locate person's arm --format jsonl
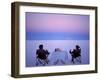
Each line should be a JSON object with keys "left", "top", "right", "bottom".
{"left": 69, "top": 49, "right": 72, "bottom": 54}
{"left": 45, "top": 50, "right": 50, "bottom": 56}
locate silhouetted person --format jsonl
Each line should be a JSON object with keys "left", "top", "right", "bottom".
{"left": 36, "top": 44, "right": 49, "bottom": 66}
{"left": 69, "top": 45, "right": 81, "bottom": 63}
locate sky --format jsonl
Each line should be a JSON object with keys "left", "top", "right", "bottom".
{"left": 26, "top": 12, "right": 90, "bottom": 40}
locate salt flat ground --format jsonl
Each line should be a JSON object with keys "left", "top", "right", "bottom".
{"left": 26, "top": 40, "right": 89, "bottom": 67}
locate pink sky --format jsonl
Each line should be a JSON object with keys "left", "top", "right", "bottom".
{"left": 26, "top": 13, "right": 89, "bottom": 34}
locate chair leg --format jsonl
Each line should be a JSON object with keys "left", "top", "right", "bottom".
{"left": 71, "top": 57, "right": 74, "bottom": 64}
{"left": 75, "top": 56, "right": 81, "bottom": 63}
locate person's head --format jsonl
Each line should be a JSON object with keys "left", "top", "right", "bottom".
{"left": 39, "top": 44, "right": 43, "bottom": 49}
{"left": 76, "top": 45, "right": 80, "bottom": 49}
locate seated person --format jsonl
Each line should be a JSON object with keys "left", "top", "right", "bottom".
{"left": 69, "top": 45, "right": 81, "bottom": 63}
{"left": 36, "top": 44, "right": 49, "bottom": 66}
